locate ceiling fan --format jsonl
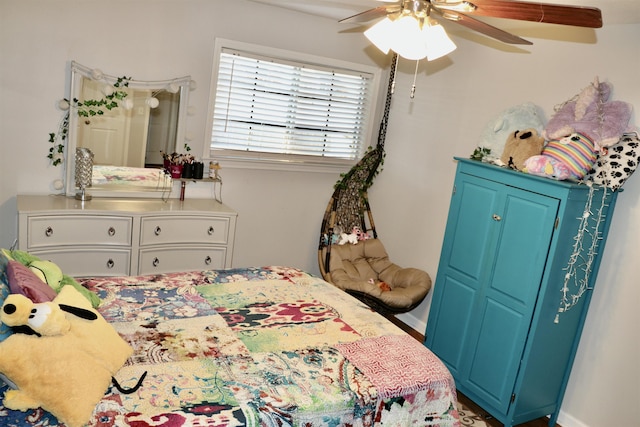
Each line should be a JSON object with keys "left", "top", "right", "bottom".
{"left": 340, "top": 0, "right": 603, "bottom": 47}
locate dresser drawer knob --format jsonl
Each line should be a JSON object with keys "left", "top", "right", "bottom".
{"left": 154, "top": 226, "right": 162, "bottom": 236}
{"left": 106, "top": 258, "right": 115, "bottom": 269}
{"left": 45, "top": 226, "right": 54, "bottom": 237}
{"left": 208, "top": 226, "right": 215, "bottom": 235}
{"left": 492, "top": 214, "right": 502, "bottom": 221}
{"left": 108, "top": 227, "right": 116, "bottom": 236}
{"left": 152, "top": 257, "right": 160, "bottom": 267}
{"left": 205, "top": 256, "right": 212, "bottom": 265}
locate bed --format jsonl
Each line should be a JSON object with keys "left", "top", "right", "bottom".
{"left": 0, "top": 266, "right": 460, "bottom": 426}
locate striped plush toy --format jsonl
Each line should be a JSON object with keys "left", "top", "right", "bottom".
{"left": 524, "top": 133, "right": 597, "bottom": 180}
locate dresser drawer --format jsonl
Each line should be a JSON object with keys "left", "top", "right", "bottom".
{"left": 26, "top": 215, "right": 132, "bottom": 248}
{"left": 140, "top": 216, "right": 230, "bottom": 246}
{"left": 138, "top": 246, "right": 226, "bottom": 275}
{"left": 30, "top": 248, "right": 131, "bottom": 277}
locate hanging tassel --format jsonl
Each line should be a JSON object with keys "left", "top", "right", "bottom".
{"left": 410, "top": 60, "right": 419, "bottom": 99}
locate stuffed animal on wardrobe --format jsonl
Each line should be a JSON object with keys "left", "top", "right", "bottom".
{"left": 500, "top": 128, "right": 545, "bottom": 171}
{"left": 543, "top": 77, "right": 633, "bottom": 148}
{"left": 526, "top": 77, "right": 633, "bottom": 180}
{"left": 474, "top": 102, "right": 545, "bottom": 163}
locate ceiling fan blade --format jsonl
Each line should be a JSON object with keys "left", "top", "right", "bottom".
{"left": 339, "top": 5, "right": 400, "bottom": 24}
{"left": 434, "top": 8, "right": 533, "bottom": 44}
{"left": 466, "top": 0, "right": 602, "bottom": 28}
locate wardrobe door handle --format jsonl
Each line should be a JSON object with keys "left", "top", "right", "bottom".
{"left": 154, "top": 226, "right": 162, "bottom": 236}
{"left": 152, "top": 257, "right": 160, "bottom": 267}
{"left": 108, "top": 226, "right": 116, "bottom": 236}
{"left": 204, "top": 256, "right": 212, "bottom": 265}
{"left": 106, "top": 258, "right": 115, "bottom": 269}
{"left": 492, "top": 214, "right": 502, "bottom": 221}
{"left": 45, "top": 226, "right": 54, "bottom": 237}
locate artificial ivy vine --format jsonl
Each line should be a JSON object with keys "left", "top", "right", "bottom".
{"left": 48, "top": 76, "right": 131, "bottom": 166}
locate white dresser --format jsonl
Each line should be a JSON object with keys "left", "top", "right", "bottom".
{"left": 17, "top": 195, "right": 238, "bottom": 277}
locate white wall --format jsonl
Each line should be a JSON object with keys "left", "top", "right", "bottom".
{"left": 372, "top": 22, "right": 640, "bottom": 427}
{"left": 1, "top": 1, "right": 638, "bottom": 426}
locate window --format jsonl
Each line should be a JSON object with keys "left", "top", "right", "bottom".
{"left": 205, "top": 39, "right": 382, "bottom": 170}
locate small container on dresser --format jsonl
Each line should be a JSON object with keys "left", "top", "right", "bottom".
{"left": 17, "top": 195, "right": 238, "bottom": 277}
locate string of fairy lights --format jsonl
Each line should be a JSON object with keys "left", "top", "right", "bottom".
{"left": 555, "top": 183, "right": 608, "bottom": 323}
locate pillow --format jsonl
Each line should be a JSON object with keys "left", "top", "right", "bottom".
{"left": 541, "top": 133, "right": 597, "bottom": 180}
{"left": 4, "top": 249, "right": 101, "bottom": 308}
{"left": 0, "top": 250, "right": 14, "bottom": 388}
{"left": 0, "top": 250, "right": 13, "bottom": 342}
{"left": 0, "top": 280, "right": 10, "bottom": 342}
{"left": 586, "top": 132, "right": 640, "bottom": 191}
{"left": 0, "top": 268, "right": 16, "bottom": 386}
{"left": 0, "top": 248, "right": 11, "bottom": 271}
{"left": 0, "top": 286, "right": 132, "bottom": 427}
{"left": 6, "top": 260, "right": 57, "bottom": 303}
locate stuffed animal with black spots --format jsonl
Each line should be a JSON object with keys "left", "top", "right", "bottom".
{"left": 587, "top": 132, "right": 640, "bottom": 191}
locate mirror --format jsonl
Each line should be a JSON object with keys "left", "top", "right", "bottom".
{"left": 64, "top": 61, "right": 192, "bottom": 198}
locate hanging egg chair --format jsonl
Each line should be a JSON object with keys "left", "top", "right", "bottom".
{"left": 317, "top": 55, "right": 431, "bottom": 315}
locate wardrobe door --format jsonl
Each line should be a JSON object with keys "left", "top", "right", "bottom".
{"left": 462, "top": 186, "right": 559, "bottom": 413}
{"left": 425, "top": 173, "right": 503, "bottom": 378}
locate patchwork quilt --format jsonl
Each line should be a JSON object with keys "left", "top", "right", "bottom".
{"left": 0, "top": 266, "right": 459, "bottom": 426}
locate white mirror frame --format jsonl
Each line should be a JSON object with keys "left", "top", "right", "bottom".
{"left": 64, "top": 61, "right": 192, "bottom": 198}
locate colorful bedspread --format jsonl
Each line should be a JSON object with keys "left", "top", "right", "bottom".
{"left": 0, "top": 267, "right": 459, "bottom": 426}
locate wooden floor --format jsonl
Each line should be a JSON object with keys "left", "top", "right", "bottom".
{"left": 384, "top": 315, "right": 561, "bottom": 427}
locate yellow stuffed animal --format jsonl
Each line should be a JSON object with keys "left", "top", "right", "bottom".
{"left": 0, "top": 286, "right": 133, "bottom": 427}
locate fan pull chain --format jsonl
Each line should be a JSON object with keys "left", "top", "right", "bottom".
{"left": 410, "top": 60, "right": 419, "bottom": 99}
{"left": 391, "top": 53, "right": 399, "bottom": 95}
{"left": 377, "top": 53, "right": 398, "bottom": 150}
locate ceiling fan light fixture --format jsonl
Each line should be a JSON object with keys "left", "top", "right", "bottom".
{"left": 392, "top": 14, "right": 429, "bottom": 60}
{"left": 364, "top": 16, "right": 395, "bottom": 54}
{"left": 366, "top": 13, "right": 457, "bottom": 61}
{"left": 423, "top": 21, "right": 457, "bottom": 61}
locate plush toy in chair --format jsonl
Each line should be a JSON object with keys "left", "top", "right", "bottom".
{"left": 0, "top": 286, "right": 133, "bottom": 427}
{"left": 327, "top": 239, "right": 432, "bottom": 313}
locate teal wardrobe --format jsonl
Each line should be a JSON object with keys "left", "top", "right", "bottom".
{"left": 424, "top": 158, "right": 618, "bottom": 427}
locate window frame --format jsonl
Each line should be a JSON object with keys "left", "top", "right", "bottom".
{"left": 203, "top": 38, "right": 383, "bottom": 173}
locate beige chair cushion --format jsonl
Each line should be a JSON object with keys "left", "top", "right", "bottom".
{"left": 327, "top": 239, "right": 431, "bottom": 310}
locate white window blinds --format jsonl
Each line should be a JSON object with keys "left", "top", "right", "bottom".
{"left": 210, "top": 48, "right": 375, "bottom": 162}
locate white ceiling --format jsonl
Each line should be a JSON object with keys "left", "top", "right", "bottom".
{"left": 249, "top": 0, "right": 640, "bottom": 25}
